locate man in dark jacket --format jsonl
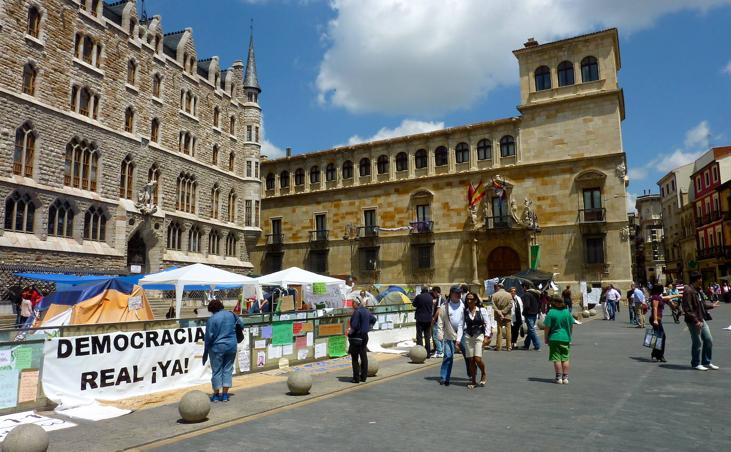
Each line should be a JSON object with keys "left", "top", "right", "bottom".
{"left": 681, "top": 272, "right": 719, "bottom": 371}
{"left": 521, "top": 282, "right": 541, "bottom": 350}
{"left": 348, "top": 299, "right": 376, "bottom": 383}
{"left": 413, "top": 286, "right": 434, "bottom": 357}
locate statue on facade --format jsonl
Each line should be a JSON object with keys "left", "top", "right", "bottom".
{"left": 616, "top": 162, "right": 627, "bottom": 179}
{"left": 620, "top": 225, "right": 630, "bottom": 241}
{"left": 135, "top": 180, "right": 158, "bottom": 215}
{"left": 468, "top": 205, "right": 478, "bottom": 229}
{"left": 520, "top": 197, "right": 539, "bottom": 229}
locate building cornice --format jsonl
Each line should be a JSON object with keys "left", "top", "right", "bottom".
{"left": 517, "top": 88, "right": 625, "bottom": 120}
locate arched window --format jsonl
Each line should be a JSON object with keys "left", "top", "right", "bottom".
{"left": 477, "top": 139, "right": 491, "bottom": 161}
{"left": 395, "top": 152, "right": 408, "bottom": 172}
{"left": 176, "top": 173, "right": 197, "bottom": 213}
{"left": 150, "top": 118, "right": 160, "bottom": 143}
{"left": 229, "top": 116, "right": 236, "bottom": 135}
{"left": 4, "top": 191, "right": 35, "bottom": 233}
{"left": 147, "top": 164, "right": 160, "bottom": 205}
{"left": 13, "top": 122, "right": 35, "bottom": 177}
{"left": 119, "top": 155, "right": 134, "bottom": 199}
{"left": 377, "top": 155, "right": 389, "bottom": 174}
{"left": 83, "top": 206, "right": 106, "bottom": 241}
{"left": 188, "top": 225, "right": 201, "bottom": 253}
{"left": 294, "top": 168, "right": 305, "bottom": 186}
{"left": 359, "top": 158, "right": 371, "bottom": 177}
{"left": 90, "top": 0, "right": 101, "bottom": 17}
{"left": 415, "top": 149, "right": 427, "bottom": 169}
{"left": 208, "top": 229, "right": 221, "bottom": 255}
{"left": 82, "top": 35, "right": 94, "bottom": 64}
{"left": 455, "top": 142, "right": 469, "bottom": 164}
{"left": 266, "top": 173, "right": 275, "bottom": 190}
{"left": 534, "top": 65, "right": 551, "bottom": 91}
{"left": 228, "top": 190, "right": 237, "bottom": 222}
{"left": 167, "top": 222, "right": 182, "bottom": 250}
{"left": 434, "top": 146, "right": 448, "bottom": 166}
{"left": 64, "top": 138, "right": 99, "bottom": 191}
{"left": 152, "top": 73, "right": 162, "bottom": 97}
{"left": 500, "top": 135, "right": 516, "bottom": 157}
{"left": 22, "top": 63, "right": 37, "bottom": 96}
{"left": 178, "top": 131, "right": 194, "bottom": 155}
{"left": 581, "top": 56, "right": 599, "bottom": 82}
{"left": 212, "top": 145, "right": 219, "bottom": 165}
{"left": 342, "top": 160, "right": 353, "bottom": 179}
{"left": 124, "top": 107, "right": 134, "bottom": 133}
{"left": 127, "top": 59, "right": 137, "bottom": 85}
{"left": 213, "top": 107, "right": 220, "bottom": 128}
{"left": 326, "top": 163, "right": 336, "bottom": 181}
{"left": 557, "top": 61, "right": 574, "bottom": 86}
{"left": 74, "top": 86, "right": 93, "bottom": 117}
{"left": 280, "top": 171, "right": 290, "bottom": 188}
{"left": 210, "top": 184, "right": 220, "bottom": 219}
{"left": 228, "top": 152, "right": 235, "bottom": 171}
{"left": 225, "top": 234, "right": 237, "bottom": 257}
{"left": 27, "top": 6, "right": 41, "bottom": 38}
{"left": 310, "top": 166, "right": 320, "bottom": 184}
{"left": 48, "top": 199, "right": 73, "bottom": 237}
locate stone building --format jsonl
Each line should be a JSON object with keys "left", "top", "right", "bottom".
{"left": 0, "top": 0, "right": 262, "bottom": 276}
{"left": 634, "top": 193, "right": 665, "bottom": 285}
{"left": 657, "top": 163, "right": 693, "bottom": 283}
{"left": 252, "top": 29, "right": 632, "bottom": 290}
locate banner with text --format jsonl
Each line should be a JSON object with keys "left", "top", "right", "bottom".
{"left": 42, "top": 327, "right": 209, "bottom": 408}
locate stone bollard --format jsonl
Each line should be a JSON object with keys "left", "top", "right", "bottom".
{"left": 3, "top": 423, "right": 49, "bottom": 452}
{"left": 589, "top": 308, "right": 597, "bottom": 317}
{"left": 572, "top": 312, "right": 581, "bottom": 320}
{"left": 581, "top": 310, "right": 591, "bottom": 318}
{"left": 409, "top": 345, "right": 427, "bottom": 363}
{"left": 178, "top": 390, "right": 211, "bottom": 423}
{"left": 287, "top": 371, "right": 312, "bottom": 395}
{"left": 367, "top": 356, "right": 379, "bottom": 377}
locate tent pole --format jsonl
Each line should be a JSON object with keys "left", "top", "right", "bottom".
{"left": 175, "top": 281, "right": 184, "bottom": 319}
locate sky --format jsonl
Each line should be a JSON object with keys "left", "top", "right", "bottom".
{"left": 140, "top": 0, "right": 731, "bottom": 211}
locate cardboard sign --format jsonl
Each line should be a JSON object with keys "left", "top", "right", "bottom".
{"left": 318, "top": 323, "right": 343, "bottom": 336}
{"left": 279, "top": 295, "right": 295, "bottom": 312}
{"left": 272, "top": 322, "right": 294, "bottom": 345}
{"left": 17, "top": 370, "right": 39, "bottom": 403}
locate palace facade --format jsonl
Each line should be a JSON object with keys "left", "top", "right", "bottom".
{"left": 253, "top": 29, "right": 632, "bottom": 290}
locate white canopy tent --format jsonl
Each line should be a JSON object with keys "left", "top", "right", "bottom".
{"left": 253, "top": 267, "right": 345, "bottom": 287}
{"left": 138, "top": 263, "right": 256, "bottom": 318}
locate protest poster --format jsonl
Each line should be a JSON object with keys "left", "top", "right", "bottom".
{"left": 314, "top": 342, "right": 327, "bottom": 359}
{"left": 272, "top": 322, "right": 294, "bottom": 345}
{"left": 18, "top": 370, "right": 40, "bottom": 403}
{"left": 42, "top": 326, "right": 209, "bottom": 406}
{"left": 0, "top": 370, "right": 19, "bottom": 410}
{"left": 256, "top": 351, "right": 266, "bottom": 368}
{"left": 327, "top": 336, "right": 347, "bottom": 358}
{"left": 0, "top": 411, "right": 76, "bottom": 442}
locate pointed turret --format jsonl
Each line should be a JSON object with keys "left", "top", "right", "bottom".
{"left": 244, "top": 26, "right": 260, "bottom": 93}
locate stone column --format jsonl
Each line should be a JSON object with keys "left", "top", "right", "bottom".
{"left": 471, "top": 233, "right": 480, "bottom": 284}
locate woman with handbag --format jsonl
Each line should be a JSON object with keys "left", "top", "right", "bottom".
{"left": 464, "top": 292, "right": 488, "bottom": 389}
{"left": 649, "top": 285, "right": 679, "bottom": 362}
{"left": 203, "top": 299, "right": 245, "bottom": 402}
{"left": 348, "top": 298, "right": 376, "bottom": 383}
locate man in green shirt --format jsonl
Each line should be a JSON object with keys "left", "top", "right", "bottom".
{"left": 543, "top": 295, "right": 573, "bottom": 384}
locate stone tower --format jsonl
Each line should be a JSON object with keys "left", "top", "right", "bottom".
{"left": 241, "top": 28, "right": 263, "bottom": 251}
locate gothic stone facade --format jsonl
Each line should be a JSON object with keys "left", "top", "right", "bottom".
{"left": 252, "top": 29, "right": 633, "bottom": 291}
{"left": 0, "top": 0, "right": 262, "bottom": 275}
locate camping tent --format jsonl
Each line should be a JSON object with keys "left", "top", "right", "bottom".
{"left": 138, "top": 263, "right": 255, "bottom": 318}
{"left": 40, "top": 279, "right": 154, "bottom": 327}
{"left": 500, "top": 269, "right": 556, "bottom": 294}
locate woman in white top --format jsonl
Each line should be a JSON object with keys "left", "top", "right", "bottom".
{"left": 463, "top": 292, "right": 488, "bottom": 389}
{"left": 510, "top": 288, "right": 525, "bottom": 349}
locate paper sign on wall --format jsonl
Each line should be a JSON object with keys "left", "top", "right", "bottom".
{"left": 306, "top": 332, "right": 314, "bottom": 346}
{"left": 312, "top": 282, "right": 327, "bottom": 295}
{"left": 0, "top": 350, "right": 11, "bottom": 368}
{"left": 295, "top": 336, "right": 308, "bottom": 349}
{"left": 254, "top": 340, "right": 266, "bottom": 349}
{"left": 319, "top": 323, "right": 343, "bottom": 336}
{"left": 17, "top": 370, "right": 39, "bottom": 403}
{"left": 0, "top": 370, "right": 19, "bottom": 410}
{"left": 272, "top": 322, "right": 294, "bottom": 345}
{"left": 314, "top": 343, "right": 327, "bottom": 359}
{"left": 327, "top": 336, "right": 347, "bottom": 358}
{"left": 261, "top": 326, "right": 273, "bottom": 339}
{"left": 293, "top": 322, "right": 305, "bottom": 335}
{"left": 297, "top": 349, "right": 308, "bottom": 360}
{"left": 282, "top": 344, "right": 294, "bottom": 356}
{"left": 13, "top": 347, "right": 33, "bottom": 370}
{"left": 256, "top": 351, "right": 266, "bottom": 368}
{"left": 268, "top": 345, "right": 282, "bottom": 360}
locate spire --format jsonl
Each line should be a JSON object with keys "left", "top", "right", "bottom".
{"left": 244, "top": 20, "right": 260, "bottom": 92}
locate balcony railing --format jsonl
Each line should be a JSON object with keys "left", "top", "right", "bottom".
{"left": 696, "top": 211, "right": 723, "bottom": 227}
{"left": 265, "top": 233, "right": 285, "bottom": 248}
{"left": 485, "top": 215, "right": 515, "bottom": 229}
{"left": 409, "top": 221, "right": 434, "bottom": 234}
{"left": 309, "top": 230, "right": 329, "bottom": 242}
{"left": 579, "top": 208, "right": 606, "bottom": 223}
{"left": 697, "top": 246, "right": 728, "bottom": 260}
{"left": 358, "top": 225, "right": 379, "bottom": 238}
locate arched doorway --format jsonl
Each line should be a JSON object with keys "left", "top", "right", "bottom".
{"left": 127, "top": 230, "right": 147, "bottom": 274}
{"left": 487, "top": 246, "right": 521, "bottom": 278}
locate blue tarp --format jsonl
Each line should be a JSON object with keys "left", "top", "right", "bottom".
{"left": 38, "top": 278, "right": 136, "bottom": 311}
{"left": 14, "top": 273, "right": 115, "bottom": 284}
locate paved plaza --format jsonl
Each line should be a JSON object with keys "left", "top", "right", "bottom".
{"left": 44, "top": 305, "right": 730, "bottom": 451}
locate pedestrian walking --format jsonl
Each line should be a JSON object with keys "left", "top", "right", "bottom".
{"left": 605, "top": 284, "right": 621, "bottom": 321}
{"left": 681, "top": 272, "right": 720, "bottom": 371}
{"left": 510, "top": 288, "right": 524, "bottom": 349}
{"left": 348, "top": 298, "right": 376, "bottom": 383}
{"left": 562, "top": 285, "right": 573, "bottom": 314}
{"left": 413, "top": 286, "right": 434, "bottom": 358}
{"left": 437, "top": 286, "right": 465, "bottom": 386}
{"left": 627, "top": 284, "right": 636, "bottom": 324}
{"left": 649, "top": 285, "right": 678, "bottom": 363}
{"left": 19, "top": 296, "right": 32, "bottom": 327}
{"left": 521, "top": 283, "right": 542, "bottom": 351}
{"left": 463, "top": 292, "right": 488, "bottom": 389}
{"left": 203, "top": 299, "right": 244, "bottom": 402}
{"left": 492, "top": 283, "right": 513, "bottom": 351}
{"left": 632, "top": 284, "right": 646, "bottom": 328}
{"left": 431, "top": 286, "right": 445, "bottom": 358}
{"left": 543, "top": 295, "right": 573, "bottom": 384}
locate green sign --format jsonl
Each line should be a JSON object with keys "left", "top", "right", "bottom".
{"left": 271, "top": 322, "right": 294, "bottom": 346}
{"left": 327, "top": 335, "right": 347, "bottom": 358}
{"left": 13, "top": 347, "right": 33, "bottom": 370}
{"left": 312, "top": 282, "right": 327, "bottom": 295}
{"left": 530, "top": 244, "right": 541, "bottom": 270}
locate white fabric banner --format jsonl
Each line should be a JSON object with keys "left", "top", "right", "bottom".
{"left": 42, "top": 327, "right": 209, "bottom": 409}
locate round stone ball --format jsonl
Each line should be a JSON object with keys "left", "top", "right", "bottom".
{"left": 287, "top": 371, "right": 312, "bottom": 395}
{"left": 178, "top": 390, "right": 211, "bottom": 423}
{"left": 589, "top": 308, "right": 598, "bottom": 317}
{"left": 409, "top": 345, "right": 428, "bottom": 363}
{"left": 537, "top": 319, "right": 545, "bottom": 329}
{"left": 3, "top": 423, "right": 49, "bottom": 452}
{"left": 572, "top": 312, "right": 581, "bottom": 320}
{"left": 581, "top": 310, "right": 591, "bottom": 318}
{"left": 367, "top": 356, "right": 379, "bottom": 377}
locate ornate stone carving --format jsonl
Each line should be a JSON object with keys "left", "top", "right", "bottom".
{"left": 520, "top": 197, "right": 539, "bottom": 229}
{"left": 468, "top": 205, "right": 478, "bottom": 230}
{"left": 620, "top": 225, "right": 630, "bottom": 241}
{"left": 615, "top": 162, "right": 626, "bottom": 179}
{"left": 135, "top": 180, "right": 158, "bottom": 215}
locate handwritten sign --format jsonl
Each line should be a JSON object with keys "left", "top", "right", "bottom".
{"left": 17, "top": 370, "right": 39, "bottom": 403}
{"left": 318, "top": 323, "right": 343, "bottom": 336}
{"left": 327, "top": 336, "right": 348, "bottom": 358}
{"left": 312, "top": 283, "right": 327, "bottom": 295}
{"left": 272, "top": 322, "right": 294, "bottom": 345}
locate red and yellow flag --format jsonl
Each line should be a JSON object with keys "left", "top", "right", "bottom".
{"left": 467, "top": 181, "right": 486, "bottom": 207}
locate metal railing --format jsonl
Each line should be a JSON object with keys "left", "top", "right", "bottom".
{"left": 485, "top": 215, "right": 514, "bottom": 229}
{"left": 358, "top": 225, "right": 379, "bottom": 238}
{"left": 579, "top": 208, "right": 606, "bottom": 223}
{"left": 265, "top": 233, "right": 285, "bottom": 246}
{"left": 309, "top": 230, "right": 329, "bottom": 242}
{"left": 409, "top": 221, "right": 434, "bottom": 234}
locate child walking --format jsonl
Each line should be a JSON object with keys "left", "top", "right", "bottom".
{"left": 543, "top": 295, "right": 573, "bottom": 384}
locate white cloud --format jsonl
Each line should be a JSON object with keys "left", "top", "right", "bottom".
{"left": 627, "top": 167, "right": 648, "bottom": 181}
{"left": 725, "top": 60, "right": 731, "bottom": 75}
{"left": 345, "top": 119, "right": 444, "bottom": 146}
{"left": 258, "top": 116, "right": 286, "bottom": 159}
{"left": 626, "top": 192, "right": 637, "bottom": 213}
{"left": 316, "top": 0, "right": 731, "bottom": 115}
{"left": 683, "top": 120, "right": 710, "bottom": 149}
{"left": 652, "top": 148, "right": 705, "bottom": 173}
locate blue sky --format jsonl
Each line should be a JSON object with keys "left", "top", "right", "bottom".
{"left": 142, "top": 0, "right": 731, "bottom": 209}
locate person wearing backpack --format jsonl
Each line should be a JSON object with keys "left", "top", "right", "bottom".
{"left": 203, "top": 299, "right": 245, "bottom": 402}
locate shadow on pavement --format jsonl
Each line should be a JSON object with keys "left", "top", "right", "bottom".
{"left": 658, "top": 364, "right": 693, "bottom": 371}
{"left": 527, "top": 377, "right": 558, "bottom": 384}
{"left": 629, "top": 356, "right": 654, "bottom": 363}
